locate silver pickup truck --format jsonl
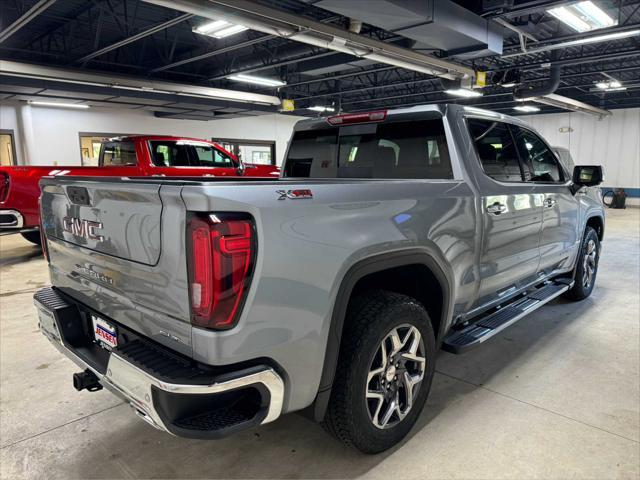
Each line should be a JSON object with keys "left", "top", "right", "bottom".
{"left": 35, "top": 104, "right": 605, "bottom": 453}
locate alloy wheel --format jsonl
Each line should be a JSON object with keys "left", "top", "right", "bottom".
{"left": 365, "top": 324, "right": 426, "bottom": 429}
{"left": 582, "top": 239, "right": 597, "bottom": 289}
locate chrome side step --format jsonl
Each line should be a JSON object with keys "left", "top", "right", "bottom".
{"left": 443, "top": 280, "right": 573, "bottom": 354}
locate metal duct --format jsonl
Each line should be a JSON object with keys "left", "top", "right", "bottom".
{"left": 311, "top": 0, "right": 503, "bottom": 59}
{"left": 532, "top": 93, "right": 611, "bottom": 118}
{"left": 142, "top": 0, "right": 474, "bottom": 81}
{"left": 513, "top": 64, "right": 561, "bottom": 100}
{"left": 0, "top": 60, "right": 282, "bottom": 106}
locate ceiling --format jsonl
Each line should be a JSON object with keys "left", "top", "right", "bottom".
{"left": 1, "top": 0, "right": 639, "bottom": 119}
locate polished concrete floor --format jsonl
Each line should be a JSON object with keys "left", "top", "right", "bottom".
{"left": 1, "top": 209, "right": 639, "bottom": 479}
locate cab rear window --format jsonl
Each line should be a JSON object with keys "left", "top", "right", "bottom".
{"left": 284, "top": 119, "right": 453, "bottom": 179}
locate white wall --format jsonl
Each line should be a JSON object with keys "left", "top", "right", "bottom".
{"left": 0, "top": 101, "right": 305, "bottom": 166}
{"left": 521, "top": 107, "right": 640, "bottom": 190}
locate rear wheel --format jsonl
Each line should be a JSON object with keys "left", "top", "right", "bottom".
{"left": 20, "top": 230, "right": 42, "bottom": 247}
{"left": 322, "top": 290, "right": 436, "bottom": 454}
{"left": 564, "top": 226, "right": 600, "bottom": 301}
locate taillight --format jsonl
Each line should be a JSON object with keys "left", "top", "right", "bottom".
{"left": 187, "top": 213, "right": 255, "bottom": 330}
{"left": 0, "top": 173, "right": 9, "bottom": 202}
{"left": 327, "top": 110, "right": 387, "bottom": 125}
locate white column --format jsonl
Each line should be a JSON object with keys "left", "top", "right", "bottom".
{"left": 17, "top": 103, "right": 37, "bottom": 166}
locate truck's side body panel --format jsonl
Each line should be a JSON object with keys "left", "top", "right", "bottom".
{"left": 181, "top": 179, "right": 476, "bottom": 410}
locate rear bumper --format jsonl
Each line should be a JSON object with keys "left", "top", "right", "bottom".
{"left": 0, "top": 209, "right": 24, "bottom": 229}
{"left": 34, "top": 287, "right": 285, "bottom": 439}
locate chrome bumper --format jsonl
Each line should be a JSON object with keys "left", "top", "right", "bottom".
{"left": 35, "top": 298, "right": 285, "bottom": 435}
{"left": 0, "top": 209, "right": 24, "bottom": 228}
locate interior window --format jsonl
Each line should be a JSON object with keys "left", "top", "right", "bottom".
{"left": 512, "top": 126, "right": 563, "bottom": 183}
{"left": 101, "top": 141, "right": 137, "bottom": 166}
{"left": 467, "top": 119, "right": 523, "bottom": 183}
{"left": 284, "top": 119, "right": 453, "bottom": 179}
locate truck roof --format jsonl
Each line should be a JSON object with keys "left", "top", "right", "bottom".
{"left": 106, "top": 135, "right": 221, "bottom": 144}
{"left": 293, "top": 103, "right": 535, "bottom": 132}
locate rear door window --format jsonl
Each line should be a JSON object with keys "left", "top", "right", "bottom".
{"left": 284, "top": 119, "right": 453, "bottom": 179}
{"left": 101, "top": 141, "right": 137, "bottom": 166}
{"left": 467, "top": 119, "right": 524, "bottom": 183}
{"left": 149, "top": 141, "right": 192, "bottom": 167}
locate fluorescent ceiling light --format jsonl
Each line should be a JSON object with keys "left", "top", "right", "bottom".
{"left": 514, "top": 105, "right": 540, "bottom": 112}
{"left": 445, "top": 88, "right": 483, "bottom": 98}
{"left": 193, "top": 20, "right": 248, "bottom": 38}
{"left": 227, "top": 74, "right": 286, "bottom": 87}
{"left": 502, "top": 82, "right": 517, "bottom": 88}
{"left": 29, "top": 101, "right": 89, "bottom": 109}
{"left": 548, "top": 2, "right": 616, "bottom": 33}
{"left": 595, "top": 79, "right": 626, "bottom": 91}
{"left": 213, "top": 24, "right": 249, "bottom": 38}
{"left": 308, "top": 106, "right": 335, "bottom": 112}
{"left": 573, "top": 1, "right": 615, "bottom": 28}
{"left": 595, "top": 80, "right": 621, "bottom": 89}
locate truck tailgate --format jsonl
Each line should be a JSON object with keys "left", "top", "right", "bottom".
{"left": 40, "top": 177, "right": 192, "bottom": 354}
{"left": 42, "top": 180, "right": 162, "bottom": 265}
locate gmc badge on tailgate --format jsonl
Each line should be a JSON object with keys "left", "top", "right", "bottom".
{"left": 63, "top": 217, "right": 104, "bottom": 242}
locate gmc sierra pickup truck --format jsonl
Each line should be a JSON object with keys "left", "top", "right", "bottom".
{"left": 34, "top": 104, "right": 604, "bottom": 454}
{"left": 0, "top": 135, "right": 278, "bottom": 244}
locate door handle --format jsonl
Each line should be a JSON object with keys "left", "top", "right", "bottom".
{"left": 486, "top": 202, "right": 507, "bottom": 215}
{"left": 544, "top": 197, "right": 557, "bottom": 208}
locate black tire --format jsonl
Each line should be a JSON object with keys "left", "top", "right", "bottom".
{"left": 564, "top": 226, "right": 600, "bottom": 301}
{"left": 322, "top": 290, "right": 436, "bottom": 454}
{"left": 20, "top": 230, "right": 42, "bottom": 246}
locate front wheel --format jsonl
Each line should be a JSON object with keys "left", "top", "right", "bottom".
{"left": 20, "top": 230, "right": 42, "bottom": 247}
{"left": 322, "top": 290, "right": 436, "bottom": 454}
{"left": 564, "top": 226, "right": 600, "bottom": 301}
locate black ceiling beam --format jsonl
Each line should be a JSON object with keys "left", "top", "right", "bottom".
{"left": 151, "top": 34, "right": 276, "bottom": 73}
{"left": 0, "top": 0, "right": 57, "bottom": 43}
{"left": 74, "top": 12, "right": 193, "bottom": 64}
{"left": 208, "top": 50, "right": 337, "bottom": 81}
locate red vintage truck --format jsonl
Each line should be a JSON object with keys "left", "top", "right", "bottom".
{"left": 0, "top": 135, "right": 279, "bottom": 245}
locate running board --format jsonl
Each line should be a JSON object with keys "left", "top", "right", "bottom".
{"left": 442, "top": 280, "right": 573, "bottom": 354}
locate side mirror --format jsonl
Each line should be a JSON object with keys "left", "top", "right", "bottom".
{"left": 236, "top": 160, "right": 246, "bottom": 176}
{"left": 572, "top": 165, "right": 604, "bottom": 188}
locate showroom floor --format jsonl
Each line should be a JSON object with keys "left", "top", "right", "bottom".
{"left": 1, "top": 209, "right": 638, "bottom": 480}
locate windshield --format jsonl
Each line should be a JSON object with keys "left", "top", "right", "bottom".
{"left": 553, "top": 148, "right": 575, "bottom": 174}
{"left": 284, "top": 119, "right": 453, "bottom": 179}
{"left": 148, "top": 140, "right": 236, "bottom": 168}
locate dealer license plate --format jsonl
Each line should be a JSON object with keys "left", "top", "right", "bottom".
{"left": 92, "top": 315, "right": 118, "bottom": 350}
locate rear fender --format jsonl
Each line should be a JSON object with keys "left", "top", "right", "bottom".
{"left": 310, "top": 248, "right": 454, "bottom": 421}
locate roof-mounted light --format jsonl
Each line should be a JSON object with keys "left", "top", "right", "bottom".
{"left": 548, "top": 2, "right": 616, "bottom": 33}
{"left": 445, "top": 88, "right": 483, "bottom": 98}
{"left": 194, "top": 20, "right": 248, "bottom": 38}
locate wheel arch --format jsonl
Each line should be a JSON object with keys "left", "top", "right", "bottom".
{"left": 310, "top": 248, "right": 454, "bottom": 422}
{"left": 585, "top": 214, "right": 605, "bottom": 241}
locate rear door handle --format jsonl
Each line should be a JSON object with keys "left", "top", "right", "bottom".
{"left": 544, "top": 197, "right": 557, "bottom": 208}
{"left": 486, "top": 203, "right": 507, "bottom": 215}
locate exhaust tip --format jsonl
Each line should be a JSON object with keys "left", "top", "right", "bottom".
{"left": 73, "top": 369, "right": 103, "bottom": 392}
